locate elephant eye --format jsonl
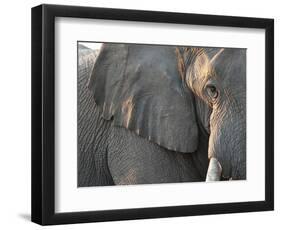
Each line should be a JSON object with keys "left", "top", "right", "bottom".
{"left": 206, "top": 84, "right": 219, "bottom": 100}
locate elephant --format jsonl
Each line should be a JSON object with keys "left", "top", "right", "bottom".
{"left": 77, "top": 43, "right": 246, "bottom": 187}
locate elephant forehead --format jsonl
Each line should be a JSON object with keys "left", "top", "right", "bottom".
{"left": 212, "top": 49, "right": 246, "bottom": 88}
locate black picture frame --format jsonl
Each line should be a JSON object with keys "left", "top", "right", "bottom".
{"left": 31, "top": 4, "right": 274, "bottom": 225}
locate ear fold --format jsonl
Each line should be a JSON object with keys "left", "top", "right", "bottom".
{"left": 88, "top": 44, "right": 199, "bottom": 153}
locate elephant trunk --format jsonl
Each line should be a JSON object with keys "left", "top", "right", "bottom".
{"left": 205, "top": 158, "right": 222, "bottom": 182}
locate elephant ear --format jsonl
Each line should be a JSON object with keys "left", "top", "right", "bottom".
{"left": 88, "top": 44, "right": 198, "bottom": 153}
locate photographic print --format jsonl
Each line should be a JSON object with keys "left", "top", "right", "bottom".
{"left": 32, "top": 5, "right": 273, "bottom": 224}
{"left": 77, "top": 42, "right": 246, "bottom": 187}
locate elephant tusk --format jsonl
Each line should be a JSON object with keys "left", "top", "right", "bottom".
{"left": 206, "top": 158, "right": 222, "bottom": 182}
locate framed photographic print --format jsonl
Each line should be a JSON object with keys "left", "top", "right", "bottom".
{"left": 31, "top": 4, "right": 274, "bottom": 225}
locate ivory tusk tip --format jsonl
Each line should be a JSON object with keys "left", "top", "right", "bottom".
{"left": 206, "top": 157, "right": 222, "bottom": 182}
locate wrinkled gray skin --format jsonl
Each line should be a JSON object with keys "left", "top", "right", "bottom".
{"left": 78, "top": 44, "right": 246, "bottom": 186}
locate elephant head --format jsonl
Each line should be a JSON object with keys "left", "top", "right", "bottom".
{"left": 183, "top": 47, "right": 246, "bottom": 180}
{"left": 88, "top": 43, "right": 246, "bottom": 181}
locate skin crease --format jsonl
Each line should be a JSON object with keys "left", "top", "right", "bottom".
{"left": 78, "top": 44, "right": 246, "bottom": 186}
